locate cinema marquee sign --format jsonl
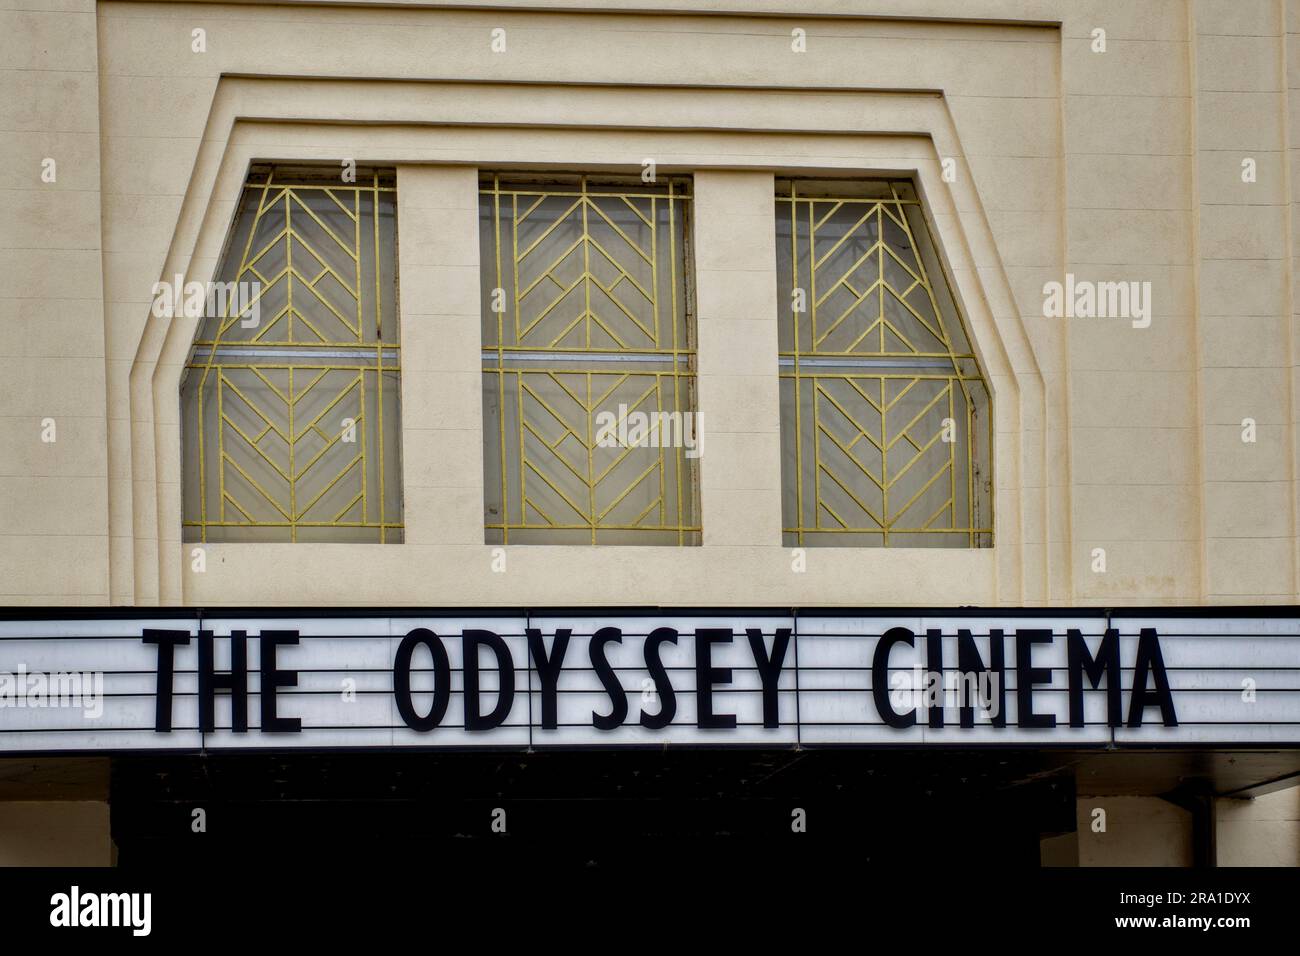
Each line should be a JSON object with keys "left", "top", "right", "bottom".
{"left": 0, "top": 611, "right": 1298, "bottom": 751}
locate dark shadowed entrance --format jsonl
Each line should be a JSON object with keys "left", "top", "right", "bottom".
{"left": 109, "top": 749, "right": 1074, "bottom": 869}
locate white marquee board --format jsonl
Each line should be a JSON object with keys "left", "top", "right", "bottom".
{"left": 0, "top": 611, "right": 1295, "bottom": 751}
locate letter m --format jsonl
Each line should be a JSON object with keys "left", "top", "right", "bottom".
{"left": 1096, "top": 281, "right": 1129, "bottom": 319}
{"left": 1067, "top": 628, "right": 1121, "bottom": 727}
{"left": 102, "top": 893, "right": 130, "bottom": 926}
{"left": 205, "top": 280, "right": 238, "bottom": 319}
{"left": 51, "top": 672, "right": 81, "bottom": 706}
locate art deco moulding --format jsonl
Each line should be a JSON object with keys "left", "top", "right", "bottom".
{"left": 113, "top": 79, "right": 1048, "bottom": 607}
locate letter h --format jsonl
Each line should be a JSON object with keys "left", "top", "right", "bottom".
{"left": 198, "top": 630, "right": 249, "bottom": 732}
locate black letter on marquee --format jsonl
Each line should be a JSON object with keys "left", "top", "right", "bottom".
{"left": 873, "top": 627, "right": 917, "bottom": 729}
{"left": 198, "top": 630, "right": 248, "bottom": 733}
{"left": 747, "top": 628, "right": 790, "bottom": 729}
{"left": 393, "top": 628, "right": 451, "bottom": 731}
{"left": 462, "top": 630, "right": 515, "bottom": 731}
{"left": 143, "top": 628, "right": 190, "bottom": 732}
{"left": 957, "top": 629, "right": 1006, "bottom": 728}
{"left": 695, "top": 629, "right": 737, "bottom": 730}
{"left": 1068, "top": 628, "right": 1122, "bottom": 728}
{"left": 590, "top": 627, "right": 628, "bottom": 730}
{"left": 926, "top": 628, "right": 945, "bottom": 729}
{"left": 260, "top": 631, "right": 302, "bottom": 733}
{"left": 527, "top": 628, "right": 571, "bottom": 730}
{"left": 1015, "top": 629, "right": 1056, "bottom": 728}
{"left": 1127, "top": 628, "right": 1178, "bottom": 728}
{"left": 640, "top": 627, "right": 678, "bottom": 730}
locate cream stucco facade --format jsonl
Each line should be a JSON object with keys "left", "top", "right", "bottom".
{"left": 3, "top": 0, "right": 1299, "bottom": 610}
{"left": 3, "top": 0, "right": 1300, "bottom": 869}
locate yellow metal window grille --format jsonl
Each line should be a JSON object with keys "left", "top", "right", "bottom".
{"left": 776, "top": 179, "right": 992, "bottom": 548}
{"left": 181, "top": 165, "right": 403, "bottom": 543}
{"left": 480, "top": 173, "right": 702, "bottom": 545}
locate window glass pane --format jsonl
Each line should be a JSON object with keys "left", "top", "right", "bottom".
{"left": 181, "top": 164, "right": 403, "bottom": 543}
{"left": 776, "top": 179, "right": 992, "bottom": 548}
{"left": 480, "top": 173, "right": 701, "bottom": 545}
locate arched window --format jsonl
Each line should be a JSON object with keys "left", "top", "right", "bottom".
{"left": 181, "top": 165, "right": 402, "bottom": 543}
{"left": 776, "top": 179, "right": 992, "bottom": 547}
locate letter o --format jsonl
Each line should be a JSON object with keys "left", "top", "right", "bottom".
{"left": 393, "top": 628, "right": 451, "bottom": 730}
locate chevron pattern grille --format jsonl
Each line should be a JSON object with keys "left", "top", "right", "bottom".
{"left": 777, "top": 179, "right": 992, "bottom": 548}
{"left": 181, "top": 166, "right": 402, "bottom": 543}
{"left": 480, "top": 174, "right": 701, "bottom": 545}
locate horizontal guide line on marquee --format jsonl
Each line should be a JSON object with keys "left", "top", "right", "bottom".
{"left": 0, "top": 609, "right": 1297, "bottom": 750}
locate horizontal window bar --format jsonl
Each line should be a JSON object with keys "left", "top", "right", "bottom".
{"left": 185, "top": 363, "right": 401, "bottom": 372}
{"left": 479, "top": 188, "right": 692, "bottom": 200}
{"left": 486, "top": 523, "right": 703, "bottom": 532}
{"left": 192, "top": 347, "right": 399, "bottom": 361}
{"left": 779, "top": 372, "right": 983, "bottom": 381}
{"left": 250, "top": 183, "right": 397, "bottom": 192}
{"left": 184, "top": 521, "right": 405, "bottom": 529}
{"left": 777, "top": 197, "right": 921, "bottom": 205}
{"left": 483, "top": 349, "right": 684, "bottom": 363}
{"left": 778, "top": 356, "right": 957, "bottom": 369}
{"left": 193, "top": 341, "right": 401, "bottom": 350}
{"left": 783, "top": 527, "right": 994, "bottom": 534}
